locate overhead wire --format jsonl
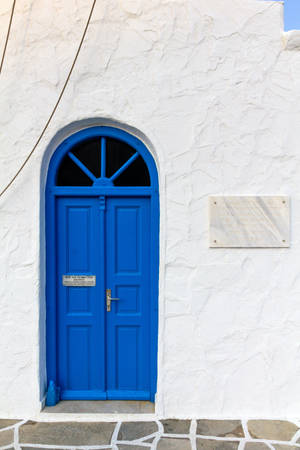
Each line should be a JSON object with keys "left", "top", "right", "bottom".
{"left": 0, "top": 0, "right": 16, "bottom": 75}
{"left": 0, "top": 0, "right": 97, "bottom": 198}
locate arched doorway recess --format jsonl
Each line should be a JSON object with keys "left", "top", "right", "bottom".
{"left": 46, "top": 126, "right": 159, "bottom": 402}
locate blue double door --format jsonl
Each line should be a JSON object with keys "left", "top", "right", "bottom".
{"left": 56, "top": 195, "right": 152, "bottom": 400}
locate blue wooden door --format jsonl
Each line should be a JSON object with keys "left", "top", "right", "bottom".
{"left": 106, "top": 197, "right": 151, "bottom": 400}
{"left": 56, "top": 195, "right": 152, "bottom": 400}
{"left": 56, "top": 197, "right": 106, "bottom": 400}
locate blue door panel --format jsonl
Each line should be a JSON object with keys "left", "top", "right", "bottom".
{"left": 67, "top": 207, "right": 90, "bottom": 272}
{"left": 67, "top": 326, "right": 91, "bottom": 390}
{"left": 56, "top": 197, "right": 106, "bottom": 399}
{"left": 106, "top": 197, "right": 151, "bottom": 399}
{"left": 115, "top": 206, "right": 139, "bottom": 272}
{"left": 116, "top": 326, "right": 139, "bottom": 390}
{"left": 116, "top": 286, "right": 140, "bottom": 315}
{"left": 67, "top": 287, "right": 91, "bottom": 314}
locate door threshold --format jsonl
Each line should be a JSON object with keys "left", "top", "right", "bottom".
{"left": 42, "top": 400, "right": 155, "bottom": 415}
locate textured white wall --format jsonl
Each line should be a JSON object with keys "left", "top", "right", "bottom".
{"left": 1, "top": 0, "right": 300, "bottom": 419}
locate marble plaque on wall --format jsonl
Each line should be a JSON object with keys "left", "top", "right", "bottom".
{"left": 209, "top": 196, "right": 290, "bottom": 248}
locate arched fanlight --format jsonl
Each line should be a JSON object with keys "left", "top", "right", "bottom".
{"left": 56, "top": 136, "right": 150, "bottom": 187}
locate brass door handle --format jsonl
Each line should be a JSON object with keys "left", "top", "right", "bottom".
{"left": 106, "top": 289, "right": 120, "bottom": 312}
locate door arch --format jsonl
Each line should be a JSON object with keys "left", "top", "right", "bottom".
{"left": 46, "top": 126, "right": 159, "bottom": 402}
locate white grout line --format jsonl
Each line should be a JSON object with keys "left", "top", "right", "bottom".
{"left": 156, "top": 421, "right": 163, "bottom": 434}
{"left": 20, "top": 445, "right": 112, "bottom": 449}
{"left": 149, "top": 420, "right": 164, "bottom": 450}
{"left": 14, "top": 426, "right": 20, "bottom": 450}
{"left": 14, "top": 419, "right": 26, "bottom": 450}
{"left": 161, "top": 433, "right": 190, "bottom": 439}
{"left": 241, "top": 419, "right": 251, "bottom": 440}
{"left": 137, "top": 432, "right": 158, "bottom": 443}
{"left": 291, "top": 428, "right": 300, "bottom": 444}
{"left": 150, "top": 428, "right": 161, "bottom": 450}
{"left": 150, "top": 434, "right": 160, "bottom": 450}
{"left": 289, "top": 420, "right": 300, "bottom": 429}
{"left": 110, "top": 421, "right": 121, "bottom": 445}
{"left": 115, "top": 442, "right": 151, "bottom": 447}
{"left": 196, "top": 435, "right": 241, "bottom": 442}
{"left": 0, "top": 420, "right": 25, "bottom": 450}
{"left": 190, "top": 419, "right": 197, "bottom": 450}
{"left": 0, "top": 422, "right": 24, "bottom": 433}
{"left": 237, "top": 440, "right": 246, "bottom": 450}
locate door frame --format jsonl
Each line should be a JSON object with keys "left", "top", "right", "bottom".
{"left": 45, "top": 126, "right": 159, "bottom": 402}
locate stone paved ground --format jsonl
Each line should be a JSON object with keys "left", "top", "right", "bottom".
{"left": 1, "top": 419, "right": 300, "bottom": 449}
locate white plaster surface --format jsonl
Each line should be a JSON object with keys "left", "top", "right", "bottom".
{"left": 283, "top": 30, "right": 300, "bottom": 50}
{"left": 209, "top": 196, "right": 289, "bottom": 247}
{"left": 1, "top": 0, "right": 300, "bottom": 419}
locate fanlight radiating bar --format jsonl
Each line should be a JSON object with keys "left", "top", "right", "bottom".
{"left": 68, "top": 152, "right": 97, "bottom": 182}
{"left": 101, "top": 137, "right": 106, "bottom": 178}
{"left": 67, "top": 143, "right": 141, "bottom": 185}
{"left": 110, "top": 152, "right": 139, "bottom": 182}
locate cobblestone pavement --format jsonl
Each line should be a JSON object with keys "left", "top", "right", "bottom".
{"left": 1, "top": 419, "right": 300, "bottom": 449}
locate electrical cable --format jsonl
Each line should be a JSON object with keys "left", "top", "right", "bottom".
{"left": 0, "top": 0, "right": 97, "bottom": 198}
{"left": 0, "top": 0, "right": 16, "bottom": 75}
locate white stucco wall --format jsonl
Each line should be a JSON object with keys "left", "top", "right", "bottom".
{"left": 1, "top": 0, "right": 300, "bottom": 419}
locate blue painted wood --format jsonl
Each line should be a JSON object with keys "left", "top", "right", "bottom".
{"left": 68, "top": 152, "right": 97, "bottom": 182}
{"left": 50, "top": 187, "right": 152, "bottom": 196}
{"left": 62, "top": 390, "right": 107, "bottom": 400}
{"left": 110, "top": 152, "right": 139, "bottom": 181}
{"left": 101, "top": 138, "right": 106, "bottom": 178}
{"left": 106, "top": 390, "right": 150, "bottom": 400}
{"left": 46, "top": 126, "right": 159, "bottom": 403}
{"left": 47, "top": 127, "right": 158, "bottom": 188}
{"left": 46, "top": 192, "right": 57, "bottom": 383}
{"left": 150, "top": 193, "right": 159, "bottom": 402}
{"left": 56, "top": 197, "right": 105, "bottom": 399}
{"left": 106, "top": 197, "right": 151, "bottom": 399}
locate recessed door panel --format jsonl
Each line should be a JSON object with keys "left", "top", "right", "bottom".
{"left": 67, "top": 207, "right": 90, "bottom": 272}
{"left": 115, "top": 206, "right": 139, "bottom": 273}
{"left": 67, "top": 326, "right": 90, "bottom": 390}
{"left": 116, "top": 326, "right": 139, "bottom": 390}
{"left": 116, "top": 286, "right": 140, "bottom": 315}
{"left": 67, "top": 287, "right": 91, "bottom": 315}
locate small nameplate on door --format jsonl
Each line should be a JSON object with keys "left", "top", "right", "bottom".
{"left": 62, "top": 275, "right": 96, "bottom": 287}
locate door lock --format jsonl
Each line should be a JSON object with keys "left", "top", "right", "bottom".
{"left": 106, "top": 288, "right": 119, "bottom": 312}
